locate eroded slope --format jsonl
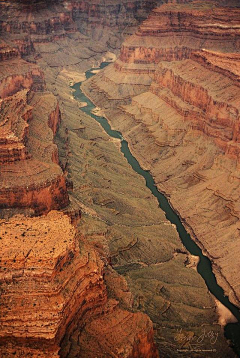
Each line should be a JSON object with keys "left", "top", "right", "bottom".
{"left": 82, "top": 0, "right": 240, "bottom": 325}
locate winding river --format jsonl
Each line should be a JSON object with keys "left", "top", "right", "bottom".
{"left": 72, "top": 61, "right": 240, "bottom": 355}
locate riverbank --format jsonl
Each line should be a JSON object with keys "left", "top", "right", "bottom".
{"left": 69, "top": 64, "right": 237, "bottom": 357}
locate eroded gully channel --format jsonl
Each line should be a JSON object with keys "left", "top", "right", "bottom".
{"left": 72, "top": 62, "right": 240, "bottom": 355}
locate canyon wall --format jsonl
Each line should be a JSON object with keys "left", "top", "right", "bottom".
{"left": 83, "top": 0, "right": 240, "bottom": 323}
{"left": 1, "top": 0, "right": 239, "bottom": 357}
{"left": 0, "top": 1, "right": 167, "bottom": 356}
{"left": 0, "top": 211, "right": 159, "bottom": 358}
{"left": 0, "top": 72, "right": 69, "bottom": 214}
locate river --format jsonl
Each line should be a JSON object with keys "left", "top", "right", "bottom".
{"left": 71, "top": 61, "right": 240, "bottom": 355}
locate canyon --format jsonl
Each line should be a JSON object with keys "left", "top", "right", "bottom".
{"left": 83, "top": 0, "right": 240, "bottom": 330}
{"left": 0, "top": 0, "right": 239, "bottom": 357}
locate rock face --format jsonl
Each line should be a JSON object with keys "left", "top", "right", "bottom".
{"left": 68, "top": 0, "right": 162, "bottom": 40}
{"left": 0, "top": 211, "right": 98, "bottom": 345}
{"left": 0, "top": 0, "right": 238, "bottom": 357}
{"left": 0, "top": 58, "right": 45, "bottom": 98}
{"left": 0, "top": 211, "right": 159, "bottom": 357}
{"left": 0, "top": 1, "right": 165, "bottom": 357}
{"left": 152, "top": 54, "right": 240, "bottom": 159}
{"left": 0, "top": 90, "right": 32, "bottom": 164}
{"left": 120, "top": 3, "right": 240, "bottom": 63}
{"left": 0, "top": 1, "right": 74, "bottom": 35}
{"left": 0, "top": 41, "right": 19, "bottom": 62}
{"left": 0, "top": 39, "right": 69, "bottom": 214}
{"left": 0, "top": 0, "right": 163, "bottom": 50}
{"left": 83, "top": 0, "right": 240, "bottom": 314}
{"left": 60, "top": 299, "right": 159, "bottom": 358}
{"left": 0, "top": 87, "right": 69, "bottom": 214}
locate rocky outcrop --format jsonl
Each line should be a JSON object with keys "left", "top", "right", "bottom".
{"left": 0, "top": 0, "right": 163, "bottom": 48}
{"left": 0, "top": 211, "right": 106, "bottom": 355}
{"left": 0, "top": 86, "right": 69, "bottom": 214}
{"left": 48, "top": 101, "right": 61, "bottom": 136}
{"left": 0, "top": 41, "right": 19, "bottom": 62}
{"left": 0, "top": 211, "right": 159, "bottom": 357}
{"left": 119, "top": 2, "right": 240, "bottom": 63}
{"left": 69, "top": 0, "right": 161, "bottom": 35}
{"left": 82, "top": 0, "right": 240, "bottom": 314}
{"left": 0, "top": 39, "right": 34, "bottom": 60}
{"left": 152, "top": 56, "right": 240, "bottom": 160}
{"left": 191, "top": 50, "right": 240, "bottom": 86}
{"left": 0, "top": 169, "right": 68, "bottom": 214}
{"left": 0, "top": 1, "right": 74, "bottom": 35}
{"left": 0, "top": 59, "right": 45, "bottom": 98}
{"left": 60, "top": 299, "right": 159, "bottom": 358}
{"left": 0, "top": 211, "right": 83, "bottom": 337}
{"left": 0, "top": 90, "right": 32, "bottom": 163}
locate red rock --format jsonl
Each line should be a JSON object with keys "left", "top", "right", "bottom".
{"left": 0, "top": 88, "right": 69, "bottom": 214}
{"left": 0, "top": 41, "right": 19, "bottom": 62}
{"left": 60, "top": 299, "right": 159, "bottom": 358}
{"left": 0, "top": 211, "right": 159, "bottom": 357}
{"left": 0, "top": 211, "right": 107, "bottom": 356}
{"left": 0, "top": 59, "right": 45, "bottom": 98}
{"left": 119, "top": 2, "right": 240, "bottom": 64}
{"left": 0, "top": 90, "right": 32, "bottom": 164}
{"left": 82, "top": 0, "right": 240, "bottom": 313}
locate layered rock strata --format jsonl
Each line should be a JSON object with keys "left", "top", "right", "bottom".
{"left": 0, "top": 0, "right": 238, "bottom": 357}
{"left": 119, "top": 1, "right": 240, "bottom": 64}
{"left": 0, "top": 85, "right": 69, "bottom": 214}
{"left": 0, "top": 0, "right": 166, "bottom": 54}
{"left": 152, "top": 55, "right": 240, "bottom": 160}
{"left": 68, "top": 0, "right": 163, "bottom": 41}
{"left": 0, "top": 41, "right": 19, "bottom": 62}
{"left": 0, "top": 1, "right": 168, "bottom": 357}
{"left": 0, "top": 58, "right": 45, "bottom": 98}
{"left": 0, "top": 211, "right": 104, "bottom": 349}
{"left": 82, "top": 0, "right": 240, "bottom": 316}
{"left": 24, "top": 0, "right": 235, "bottom": 355}
{"left": 0, "top": 210, "right": 159, "bottom": 357}
{"left": 54, "top": 66, "right": 234, "bottom": 357}
{"left": 0, "top": 90, "right": 32, "bottom": 163}
{"left": 0, "top": 211, "right": 102, "bottom": 356}
{"left": 0, "top": 37, "right": 69, "bottom": 213}
{"left": 60, "top": 299, "right": 159, "bottom": 358}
